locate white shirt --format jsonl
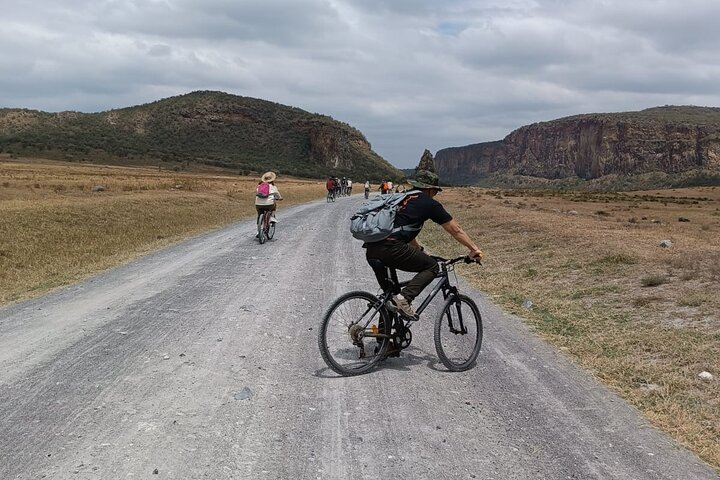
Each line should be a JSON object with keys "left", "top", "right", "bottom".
{"left": 255, "top": 184, "right": 282, "bottom": 206}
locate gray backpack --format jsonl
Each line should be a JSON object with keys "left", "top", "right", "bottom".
{"left": 349, "top": 190, "right": 421, "bottom": 242}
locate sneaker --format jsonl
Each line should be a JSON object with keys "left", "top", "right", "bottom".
{"left": 386, "top": 294, "right": 417, "bottom": 319}
{"left": 270, "top": 216, "right": 278, "bottom": 223}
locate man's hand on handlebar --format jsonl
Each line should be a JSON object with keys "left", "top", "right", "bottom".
{"left": 469, "top": 248, "right": 483, "bottom": 264}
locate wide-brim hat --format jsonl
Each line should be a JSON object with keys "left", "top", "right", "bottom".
{"left": 261, "top": 171, "right": 277, "bottom": 183}
{"left": 408, "top": 170, "right": 442, "bottom": 191}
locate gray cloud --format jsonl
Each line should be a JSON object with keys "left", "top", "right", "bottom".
{"left": 2, "top": 0, "right": 720, "bottom": 167}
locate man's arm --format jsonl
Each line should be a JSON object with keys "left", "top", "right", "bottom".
{"left": 440, "top": 219, "right": 483, "bottom": 261}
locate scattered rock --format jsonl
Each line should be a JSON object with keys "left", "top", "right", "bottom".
{"left": 698, "top": 371, "right": 714, "bottom": 381}
{"left": 162, "top": 354, "right": 170, "bottom": 360}
{"left": 521, "top": 299, "right": 533, "bottom": 310}
{"left": 651, "top": 219, "right": 661, "bottom": 224}
{"left": 640, "top": 383, "right": 660, "bottom": 391}
{"left": 678, "top": 217, "right": 690, "bottom": 222}
{"left": 91, "top": 185, "right": 105, "bottom": 192}
{"left": 153, "top": 468, "right": 159, "bottom": 474}
{"left": 567, "top": 210, "right": 578, "bottom": 215}
{"left": 659, "top": 240, "right": 673, "bottom": 248}
{"left": 234, "top": 387, "right": 253, "bottom": 401}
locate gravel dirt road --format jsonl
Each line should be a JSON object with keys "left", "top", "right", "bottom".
{"left": 1, "top": 195, "right": 717, "bottom": 479}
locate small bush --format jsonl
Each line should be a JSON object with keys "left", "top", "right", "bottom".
{"left": 633, "top": 296, "right": 663, "bottom": 307}
{"left": 641, "top": 275, "right": 668, "bottom": 287}
{"left": 593, "top": 254, "right": 638, "bottom": 266}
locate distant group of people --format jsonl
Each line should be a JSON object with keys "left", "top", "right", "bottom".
{"left": 380, "top": 180, "right": 405, "bottom": 194}
{"left": 325, "top": 178, "right": 407, "bottom": 199}
{"left": 325, "top": 177, "right": 354, "bottom": 197}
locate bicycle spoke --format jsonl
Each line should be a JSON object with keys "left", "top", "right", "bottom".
{"left": 319, "top": 292, "right": 389, "bottom": 375}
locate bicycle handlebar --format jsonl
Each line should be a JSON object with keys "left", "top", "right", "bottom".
{"left": 431, "top": 255, "right": 480, "bottom": 266}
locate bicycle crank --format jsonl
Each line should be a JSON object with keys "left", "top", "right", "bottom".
{"left": 394, "top": 328, "right": 412, "bottom": 349}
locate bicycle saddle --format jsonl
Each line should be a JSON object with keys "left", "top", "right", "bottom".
{"left": 366, "top": 258, "right": 388, "bottom": 269}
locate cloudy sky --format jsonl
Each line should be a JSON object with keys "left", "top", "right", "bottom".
{"left": 2, "top": 0, "right": 720, "bottom": 168}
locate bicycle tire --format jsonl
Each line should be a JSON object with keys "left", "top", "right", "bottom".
{"left": 434, "top": 294, "right": 482, "bottom": 371}
{"left": 257, "top": 217, "right": 266, "bottom": 244}
{"left": 267, "top": 221, "right": 275, "bottom": 240}
{"left": 319, "top": 291, "right": 390, "bottom": 376}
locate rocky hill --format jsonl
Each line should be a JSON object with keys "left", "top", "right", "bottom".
{"left": 0, "top": 91, "right": 403, "bottom": 180}
{"left": 435, "top": 106, "right": 720, "bottom": 189}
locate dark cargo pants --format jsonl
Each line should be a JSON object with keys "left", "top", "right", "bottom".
{"left": 365, "top": 240, "right": 439, "bottom": 302}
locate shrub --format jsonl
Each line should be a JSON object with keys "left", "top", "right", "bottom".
{"left": 641, "top": 275, "right": 668, "bottom": 287}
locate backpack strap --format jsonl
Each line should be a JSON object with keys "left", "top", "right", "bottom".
{"left": 389, "top": 189, "right": 422, "bottom": 234}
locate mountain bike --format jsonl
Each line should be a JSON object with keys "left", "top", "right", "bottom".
{"left": 326, "top": 190, "right": 335, "bottom": 202}
{"left": 364, "top": 188, "right": 369, "bottom": 199}
{"left": 318, "top": 255, "right": 482, "bottom": 376}
{"left": 256, "top": 210, "right": 276, "bottom": 244}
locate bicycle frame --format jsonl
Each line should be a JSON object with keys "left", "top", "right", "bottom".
{"left": 361, "top": 256, "right": 469, "bottom": 340}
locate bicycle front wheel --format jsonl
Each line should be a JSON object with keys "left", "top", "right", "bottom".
{"left": 434, "top": 294, "right": 482, "bottom": 371}
{"left": 319, "top": 291, "right": 390, "bottom": 376}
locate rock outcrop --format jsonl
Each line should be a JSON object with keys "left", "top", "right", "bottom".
{"left": 435, "top": 106, "right": 720, "bottom": 186}
{"left": 416, "top": 149, "right": 437, "bottom": 173}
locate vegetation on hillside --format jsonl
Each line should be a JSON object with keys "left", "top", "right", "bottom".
{"left": 0, "top": 91, "right": 403, "bottom": 181}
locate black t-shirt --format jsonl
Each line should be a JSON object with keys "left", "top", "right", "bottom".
{"left": 390, "top": 190, "right": 453, "bottom": 243}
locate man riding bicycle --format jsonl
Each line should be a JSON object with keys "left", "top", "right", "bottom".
{"left": 326, "top": 177, "right": 337, "bottom": 196}
{"left": 364, "top": 170, "right": 483, "bottom": 318}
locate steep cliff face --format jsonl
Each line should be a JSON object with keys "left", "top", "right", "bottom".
{"left": 436, "top": 107, "right": 720, "bottom": 185}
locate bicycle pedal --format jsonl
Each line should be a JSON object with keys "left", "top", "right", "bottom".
{"left": 386, "top": 302, "right": 418, "bottom": 321}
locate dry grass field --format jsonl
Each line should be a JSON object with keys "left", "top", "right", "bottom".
{"left": 0, "top": 157, "right": 323, "bottom": 304}
{"left": 421, "top": 186, "right": 720, "bottom": 470}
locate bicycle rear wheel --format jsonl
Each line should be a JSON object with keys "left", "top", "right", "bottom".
{"left": 267, "top": 221, "right": 275, "bottom": 239}
{"left": 319, "top": 291, "right": 390, "bottom": 376}
{"left": 257, "top": 216, "right": 266, "bottom": 244}
{"left": 434, "top": 294, "right": 482, "bottom": 371}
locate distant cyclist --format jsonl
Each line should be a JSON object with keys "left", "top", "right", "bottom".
{"left": 326, "top": 177, "right": 337, "bottom": 197}
{"left": 255, "top": 171, "right": 283, "bottom": 228}
{"left": 364, "top": 170, "right": 483, "bottom": 318}
{"left": 364, "top": 180, "right": 370, "bottom": 198}
{"left": 380, "top": 180, "right": 389, "bottom": 195}
{"left": 347, "top": 179, "right": 353, "bottom": 195}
